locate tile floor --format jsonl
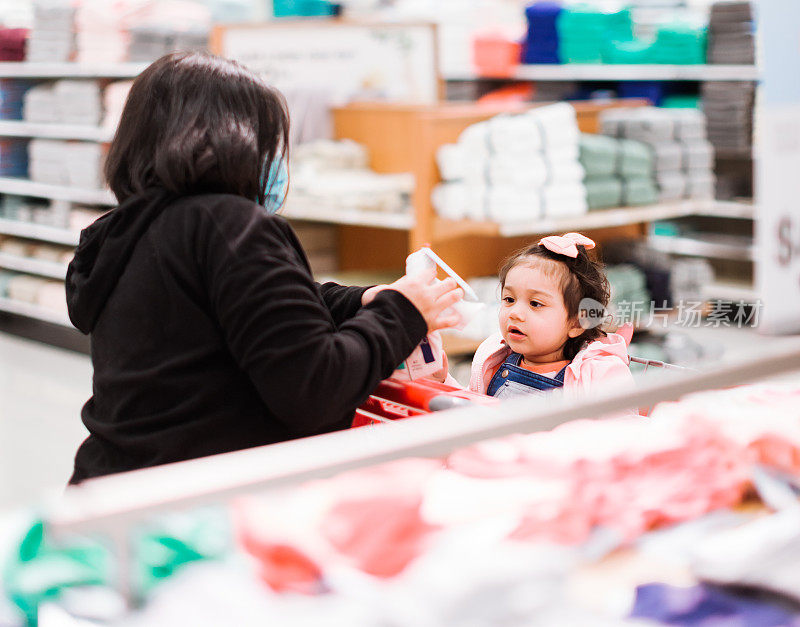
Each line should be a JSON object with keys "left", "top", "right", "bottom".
{"left": 0, "top": 332, "right": 91, "bottom": 513}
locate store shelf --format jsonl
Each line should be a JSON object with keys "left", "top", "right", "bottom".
{"left": 0, "top": 218, "right": 80, "bottom": 246}
{"left": 0, "top": 62, "right": 147, "bottom": 78}
{"left": 445, "top": 64, "right": 760, "bottom": 82}
{"left": 0, "top": 296, "right": 71, "bottom": 327}
{"left": 701, "top": 280, "right": 758, "bottom": 302}
{"left": 647, "top": 233, "right": 755, "bottom": 261}
{"left": 0, "top": 252, "right": 68, "bottom": 280}
{"left": 0, "top": 177, "right": 114, "bottom": 205}
{"left": 434, "top": 200, "right": 754, "bottom": 240}
{"left": 282, "top": 199, "right": 414, "bottom": 230}
{"left": 0, "top": 120, "right": 114, "bottom": 142}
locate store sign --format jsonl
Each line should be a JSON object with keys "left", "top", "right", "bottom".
{"left": 755, "top": 1, "right": 800, "bottom": 334}
{"left": 212, "top": 22, "right": 439, "bottom": 105}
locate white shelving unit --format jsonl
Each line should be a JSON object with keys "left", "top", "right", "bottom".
{"left": 0, "top": 218, "right": 80, "bottom": 246}
{"left": 0, "top": 177, "right": 115, "bottom": 205}
{"left": 0, "top": 121, "right": 114, "bottom": 142}
{"left": 0, "top": 62, "right": 146, "bottom": 78}
{"left": 647, "top": 233, "right": 755, "bottom": 261}
{"left": 0, "top": 296, "right": 71, "bottom": 327}
{"left": 0, "top": 252, "right": 68, "bottom": 280}
{"left": 282, "top": 198, "right": 414, "bottom": 230}
{"left": 701, "top": 280, "right": 758, "bottom": 302}
{"left": 497, "top": 200, "right": 753, "bottom": 238}
{"left": 445, "top": 64, "right": 760, "bottom": 82}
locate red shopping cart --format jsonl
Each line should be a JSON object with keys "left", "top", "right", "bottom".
{"left": 352, "top": 377, "right": 498, "bottom": 428}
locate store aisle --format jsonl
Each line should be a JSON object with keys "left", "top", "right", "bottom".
{"left": 0, "top": 332, "right": 90, "bottom": 512}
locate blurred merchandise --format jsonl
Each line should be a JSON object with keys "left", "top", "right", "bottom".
{"left": 290, "top": 140, "right": 413, "bottom": 214}
{"left": 433, "top": 102, "right": 586, "bottom": 223}
{"left": 600, "top": 107, "right": 716, "bottom": 201}
{"left": 707, "top": 1, "right": 755, "bottom": 65}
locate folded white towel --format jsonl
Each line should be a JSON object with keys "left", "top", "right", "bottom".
{"left": 671, "top": 109, "right": 707, "bottom": 141}
{"left": 683, "top": 140, "right": 715, "bottom": 171}
{"left": 462, "top": 153, "right": 585, "bottom": 188}
{"left": 432, "top": 183, "right": 470, "bottom": 221}
{"left": 686, "top": 172, "right": 716, "bottom": 199}
{"left": 432, "top": 182, "right": 587, "bottom": 223}
{"left": 459, "top": 103, "right": 580, "bottom": 157}
{"left": 652, "top": 141, "right": 684, "bottom": 172}
{"left": 436, "top": 144, "right": 465, "bottom": 182}
{"left": 525, "top": 102, "right": 581, "bottom": 150}
{"left": 477, "top": 115, "right": 542, "bottom": 153}
{"left": 656, "top": 171, "right": 687, "bottom": 201}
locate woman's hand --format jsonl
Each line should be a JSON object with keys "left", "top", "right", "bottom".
{"left": 386, "top": 272, "right": 464, "bottom": 332}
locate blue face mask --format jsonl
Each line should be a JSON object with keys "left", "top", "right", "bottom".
{"left": 260, "top": 156, "right": 288, "bottom": 214}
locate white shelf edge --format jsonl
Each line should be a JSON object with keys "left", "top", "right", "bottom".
{"left": 445, "top": 64, "right": 760, "bottom": 82}
{"left": 0, "top": 218, "right": 80, "bottom": 246}
{"left": 0, "top": 252, "right": 68, "bottom": 279}
{"left": 701, "top": 280, "right": 758, "bottom": 302}
{"left": 0, "top": 177, "right": 115, "bottom": 205}
{"left": 0, "top": 296, "right": 72, "bottom": 327}
{"left": 0, "top": 120, "right": 114, "bottom": 142}
{"left": 282, "top": 200, "right": 414, "bottom": 230}
{"left": 647, "top": 233, "right": 755, "bottom": 261}
{"left": 497, "top": 199, "right": 753, "bottom": 237}
{"left": 0, "top": 62, "right": 147, "bottom": 78}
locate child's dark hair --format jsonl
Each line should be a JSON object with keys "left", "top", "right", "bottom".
{"left": 105, "top": 51, "right": 289, "bottom": 205}
{"left": 499, "top": 241, "right": 611, "bottom": 361}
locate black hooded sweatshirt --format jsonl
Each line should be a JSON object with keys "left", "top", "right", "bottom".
{"left": 66, "top": 190, "right": 427, "bottom": 484}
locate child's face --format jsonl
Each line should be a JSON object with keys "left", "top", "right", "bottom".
{"left": 499, "top": 262, "right": 583, "bottom": 363}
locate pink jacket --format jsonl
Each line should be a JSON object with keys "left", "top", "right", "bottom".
{"left": 468, "top": 332, "right": 635, "bottom": 396}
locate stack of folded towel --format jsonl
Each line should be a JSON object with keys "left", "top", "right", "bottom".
{"left": 75, "top": 0, "right": 131, "bottom": 64}
{"left": 27, "top": 0, "right": 75, "bottom": 62}
{"left": 0, "top": 80, "right": 33, "bottom": 121}
{"left": 522, "top": 2, "right": 563, "bottom": 64}
{"left": 669, "top": 257, "right": 715, "bottom": 306}
{"left": 649, "top": 21, "right": 707, "bottom": 65}
{"left": 702, "top": 81, "right": 754, "bottom": 153}
{"left": 605, "top": 264, "right": 652, "bottom": 320}
{"left": 0, "top": 1, "right": 33, "bottom": 32}
{"left": 29, "top": 140, "right": 106, "bottom": 189}
{"left": 0, "top": 28, "right": 28, "bottom": 61}
{"left": 0, "top": 140, "right": 29, "bottom": 178}
{"left": 23, "top": 80, "right": 103, "bottom": 126}
{"left": 1, "top": 271, "right": 69, "bottom": 317}
{"left": 579, "top": 134, "right": 657, "bottom": 209}
{"left": 600, "top": 107, "right": 716, "bottom": 201}
{"left": 707, "top": 1, "right": 755, "bottom": 65}
{"left": 433, "top": 103, "right": 587, "bottom": 224}
{"left": 290, "top": 140, "right": 414, "bottom": 214}
{"left": 126, "top": 1, "right": 211, "bottom": 62}
{"left": 0, "top": 195, "right": 71, "bottom": 228}
{"left": 556, "top": 5, "right": 633, "bottom": 64}
{"left": 102, "top": 81, "right": 134, "bottom": 130}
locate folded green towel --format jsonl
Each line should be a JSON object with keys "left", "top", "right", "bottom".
{"left": 557, "top": 6, "right": 633, "bottom": 64}
{"left": 585, "top": 177, "right": 623, "bottom": 210}
{"left": 651, "top": 22, "right": 708, "bottom": 64}
{"left": 622, "top": 177, "right": 660, "bottom": 206}
{"left": 661, "top": 95, "right": 702, "bottom": 109}
{"left": 602, "top": 38, "right": 656, "bottom": 64}
{"left": 580, "top": 134, "right": 654, "bottom": 179}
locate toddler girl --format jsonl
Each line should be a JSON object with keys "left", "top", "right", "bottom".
{"left": 469, "top": 233, "right": 633, "bottom": 399}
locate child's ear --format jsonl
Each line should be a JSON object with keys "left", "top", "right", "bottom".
{"left": 567, "top": 319, "right": 584, "bottom": 339}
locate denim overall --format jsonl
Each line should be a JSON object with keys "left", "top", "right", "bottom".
{"left": 486, "top": 352, "right": 567, "bottom": 399}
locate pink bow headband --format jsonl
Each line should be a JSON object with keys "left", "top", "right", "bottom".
{"left": 538, "top": 233, "right": 596, "bottom": 258}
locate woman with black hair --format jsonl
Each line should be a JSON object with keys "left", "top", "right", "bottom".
{"left": 65, "top": 52, "right": 463, "bottom": 484}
